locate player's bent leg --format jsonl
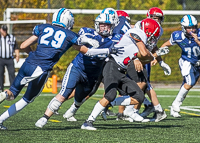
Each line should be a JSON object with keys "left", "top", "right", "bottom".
{"left": 0, "top": 98, "right": 29, "bottom": 129}
{"left": 35, "top": 95, "right": 63, "bottom": 128}
{"left": 81, "top": 98, "right": 109, "bottom": 130}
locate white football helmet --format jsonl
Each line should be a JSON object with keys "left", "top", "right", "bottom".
{"left": 95, "top": 13, "right": 116, "bottom": 36}
{"left": 100, "top": 8, "right": 119, "bottom": 26}
{"left": 181, "top": 15, "right": 198, "bottom": 37}
{"left": 52, "top": 8, "right": 74, "bottom": 30}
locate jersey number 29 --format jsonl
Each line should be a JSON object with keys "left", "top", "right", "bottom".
{"left": 40, "top": 27, "right": 66, "bottom": 49}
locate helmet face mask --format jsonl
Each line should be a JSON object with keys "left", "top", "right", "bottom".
{"left": 95, "top": 12, "right": 116, "bottom": 36}
{"left": 52, "top": 8, "right": 74, "bottom": 30}
{"left": 141, "top": 18, "right": 160, "bottom": 51}
{"left": 181, "top": 15, "right": 198, "bottom": 38}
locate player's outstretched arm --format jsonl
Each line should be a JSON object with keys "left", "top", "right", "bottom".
{"left": 73, "top": 45, "right": 123, "bottom": 57}
{"left": 20, "top": 35, "right": 38, "bottom": 54}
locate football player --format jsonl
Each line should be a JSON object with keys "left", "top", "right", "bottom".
{"left": 116, "top": 7, "right": 169, "bottom": 122}
{"left": 62, "top": 9, "right": 134, "bottom": 121}
{"left": 81, "top": 18, "right": 169, "bottom": 130}
{"left": 35, "top": 8, "right": 123, "bottom": 128}
{"left": 161, "top": 15, "right": 200, "bottom": 117}
{"left": 0, "top": 8, "right": 120, "bottom": 130}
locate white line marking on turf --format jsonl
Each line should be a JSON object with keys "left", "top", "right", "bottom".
{"left": 18, "top": 94, "right": 200, "bottom": 98}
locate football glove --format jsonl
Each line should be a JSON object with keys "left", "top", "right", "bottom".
{"left": 109, "top": 47, "right": 124, "bottom": 56}
{"left": 195, "top": 60, "right": 200, "bottom": 66}
{"left": 79, "top": 35, "right": 99, "bottom": 49}
{"left": 156, "top": 46, "right": 169, "bottom": 56}
{"left": 159, "top": 61, "right": 171, "bottom": 75}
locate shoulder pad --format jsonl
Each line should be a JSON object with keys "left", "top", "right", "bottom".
{"left": 130, "top": 33, "right": 142, "bottom": 43}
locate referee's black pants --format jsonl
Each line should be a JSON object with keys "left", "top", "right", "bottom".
{"left": 0, "top": 58, "right": 15, "bottom": 91}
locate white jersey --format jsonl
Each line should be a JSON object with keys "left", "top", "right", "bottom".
{"left": 134, "top": 20, "right": 163, "bottom": 39}
{"left": 111, "top": 28, "right": 147, "bottom": 69}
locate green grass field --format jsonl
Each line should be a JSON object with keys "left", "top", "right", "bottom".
{"left": 1, "top": 88, "right": 200, "bottom": 143}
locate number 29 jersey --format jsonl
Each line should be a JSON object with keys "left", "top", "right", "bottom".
{"left": 26, "top": 24, "right": 79, "bottom": 71}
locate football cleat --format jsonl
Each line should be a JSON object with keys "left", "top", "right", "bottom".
{"left": 35, "top": 117, "right": 47, "bottom": 128}
{"left": 172, "top": 102, "right": 182, "bottom": 112}
{"left": 152, "top": 109, "right": 167, "bottom": 122}
{"left": 81, "top": 120, "right": 96, "bottom": 130}
{"left": 66, "top": 116, "right": 77, "bottom": 122}
{"left": 0, "top": 92, "right": 6, "bottom": 104}
{"left": 116, "top": 113, "right": 134, "bottom": 122}
{"left": 124, "top": 107, "right": 150, "bottom": 122}
{"left": 63, "top": 105, "right": 78, "bottom": 119}
{"left": 140, "top": 104, "right": 155, "bottom": 118}
{"left": 106, "top": 109, "right": 116, "bottom": 116}
{"left": 0, "top": 123, "right": 7, "bottom": 130}
{"left": 170, "top": 107, "right": 181, "bottom": 118}
{"left": 100, "top": 111, "right": 107, "bottom": 121}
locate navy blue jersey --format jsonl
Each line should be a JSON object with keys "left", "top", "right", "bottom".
{"left": 26, "top": 24, "right": 79, "bottom": 71}
{"left": 72, "top": 27, "right": 122, "bottom": 79}
{"left": 170, "top": 29, "right": 200, "bottom": 64}
{"left": 113, "top": 16, "right": 131, "bottom": 35}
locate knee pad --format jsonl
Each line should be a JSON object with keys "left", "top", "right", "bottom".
{"left": 48, "top": 97, "right": 62, "bottom": 113}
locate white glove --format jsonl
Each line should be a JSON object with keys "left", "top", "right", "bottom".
{"left": 159, "top": 61, "right": 171, "bottom": 75}
{"left": 156, "top": 46, "right": 169, "bottom": 56}
{"left": 79, "top": 35, "right": 99, "bottom": 49}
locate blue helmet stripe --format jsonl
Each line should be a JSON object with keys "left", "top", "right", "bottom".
{"left": 56, "top": 8, "right": 65, "bottom": 22}
{"left": 187, "top": 15, "right": 193, "bottom": 26}
{"left": 105, "top": 14, "right": 110, "bottom": 24}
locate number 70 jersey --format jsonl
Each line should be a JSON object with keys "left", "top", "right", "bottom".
{"left": 26, "top": 24, "right": 80, "bottom": 71}
{"left": 170, "top": 29, "right": 200, "bottom": 64}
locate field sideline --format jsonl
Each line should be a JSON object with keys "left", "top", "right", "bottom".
{"left": 0, "top": 88, "right": 200, "bottom": 143}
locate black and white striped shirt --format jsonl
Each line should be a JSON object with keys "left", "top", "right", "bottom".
{"left": 0, "top": 34, "right": 18, "bottom": 59}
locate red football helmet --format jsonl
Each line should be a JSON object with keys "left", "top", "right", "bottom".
{"left": 141, "top": 18, "right": 160, "bottom": 51}
{"left": 147, "top": 7, "right": 164, "bottom": 23}
{"left": 116, "top": 10, "right": 130, "bottom": 23}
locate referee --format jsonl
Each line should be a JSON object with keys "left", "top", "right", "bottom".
{"left": 0, "top": 25, "right": 19, "bottom": 91}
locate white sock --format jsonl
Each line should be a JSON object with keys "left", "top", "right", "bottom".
{"left": 174, "top": 85, "right": 189, "bottom": 103}
{"left": 87, "top": 101, "right": 105, "bottom": 121}
{"left": 0, "top": 98, "right": 28, "bottom": 123}
{"left": 70, "top": 102, "right": 78, "bottom": 109}
{"left": 154, "top": 104, "right": 163, "bottom": 112}
{"left": 124, "top": 105, "right": 134, "bottom": 114}
{"left": 111, "top": 96, "right": 131, "bottom": 106}
{"left": 143, "top": 98, "right": 151, "bottom": 106}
